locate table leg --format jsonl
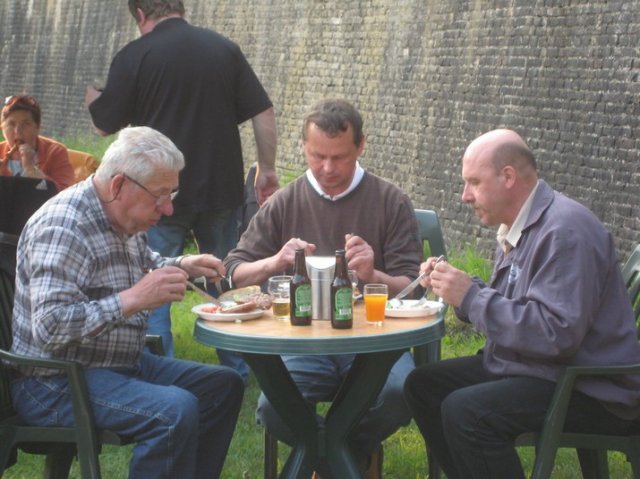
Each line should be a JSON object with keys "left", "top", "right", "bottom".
{"left": 323, "top": 349, "right": 404, "bottom": 478}
{"left": 245, "top": 350, "right": 404, "bottom": 479}
{"left": 243, "top": 353, "right": 318, "bottom": 478}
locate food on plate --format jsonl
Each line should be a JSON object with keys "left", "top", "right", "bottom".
{"left": 197, "top": 286, "right": 273, "bottom": 316}
{"left": 220, "top": 301, "right": 258, "bottom": 313}
{"left": 218, "top": 285, "right": 272, "bottom": 310}
{"left": 199, "top": 301, "right": 258, "bottom": 314}
{"left": 386, "top": 300, "right": 430, "bottom": 310}
{"left": 200, "top": 304, "right": 221, "bottom": 313}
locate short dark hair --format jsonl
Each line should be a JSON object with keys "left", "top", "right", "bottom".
{"left": 302, "top": 98, "right": 364, "bottom": 146}
{"left": 128, "top": 0, "right": 184, "bottom": 21}
{"left": 1, "top": 95, "right": 41, "bottom": 126}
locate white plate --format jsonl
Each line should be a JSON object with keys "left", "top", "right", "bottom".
{"left": 192, "top": 303, "right": 264, "bottom": 322}
{"left": 385, "top": 299, "right": 444, "bottom": 318}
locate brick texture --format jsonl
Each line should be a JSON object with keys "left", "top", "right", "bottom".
{"left": 1, "top": 0, "right": 638, "bottom": 259}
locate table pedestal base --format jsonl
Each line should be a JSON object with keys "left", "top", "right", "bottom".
{"left": 245, "top": 349, "right": 404, "bottom": 479}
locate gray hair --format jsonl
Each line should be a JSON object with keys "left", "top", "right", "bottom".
{"left": 128, "top": 0, "right": 184, "bottom": 21}
{"left": 95, "top": 126, "right": 184, "bottom": 182}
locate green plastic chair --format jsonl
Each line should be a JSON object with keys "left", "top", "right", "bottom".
{"left": 413, "top": 209, "right": 447, "bottom": 479}
{"left": 0, "top": 235, "right": 164, "bottom": 478}
{"left": 412, "top": 209, "right": 448, "bottom": 366}
{"left": 515, "top": 243, "right": 640, "bottom": 479}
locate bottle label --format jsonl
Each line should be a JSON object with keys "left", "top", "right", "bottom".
{"left": 334, "top": 288, "right": 353, "bottom": 321}
{"left": 294, "top": 284, "right": 312, "bottom": 317}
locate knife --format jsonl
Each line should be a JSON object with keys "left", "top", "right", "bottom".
{"left": 187, "top": 280, "right": 221, "bottom": 305}
{"left": 392, "top": 254, "right": 446, "bottom": 302}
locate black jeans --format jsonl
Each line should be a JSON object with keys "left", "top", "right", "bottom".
{"left": 404, "top": 354, "right": 634, "bottom": 479}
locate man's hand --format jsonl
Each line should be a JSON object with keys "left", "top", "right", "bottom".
{"left": 121, "top": 266, "right": 188, "bottom": 316}
{"left": 273, "top": 238, "right": 316, "bottom": 272}
{"left": 255, "top": 168, "right": 279, "bottom": 205}
{"left": 179, "top": 254, "right": 225, "bottom": 281}
{"left": 252, "top": 106, "right": 278, "bottom": 204}
{"left": 84, "top": 85, "right": 102, "bottom": 108}
{"left": 423, "top": 259, "right": 473, "bottom": 308}
{"left": 344, "top": 233, "right": 374, "bottom": 282}
{"left": 230, "top": 238, "right": 316, "bottom": 288}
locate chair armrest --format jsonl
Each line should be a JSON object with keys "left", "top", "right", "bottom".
{"left": 531, "top": 363, "right": 640, "bottom": 479}
{"left": 0, "top": 348, "right": 100, "bottom": 450}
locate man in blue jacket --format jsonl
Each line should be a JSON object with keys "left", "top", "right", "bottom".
{"left": 404, "top": 128, "right": 640, "bottom": 479}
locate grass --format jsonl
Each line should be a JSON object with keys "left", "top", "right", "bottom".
{"left": 3, "top": 138, "right": 635, "bottom": 477}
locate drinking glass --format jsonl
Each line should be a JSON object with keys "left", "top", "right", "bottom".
{"left": 268, "top": 275, "right": 292, "bottom": 320}
{"left": 364, "top": 283, "right": 388, "bottom": 325}
{"left": 348, "top": 270, "right": 360, "bottom": 301}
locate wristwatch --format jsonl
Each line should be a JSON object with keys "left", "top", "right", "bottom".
{"left": 172, "top": 254, "right": 192, "bottom": 268}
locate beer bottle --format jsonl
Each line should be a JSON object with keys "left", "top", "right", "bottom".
{"left": 331, "top": 249, "right": 353, "bottom": 329}
{"left": 290, "top": 248, "right": 312, "bottom": 326}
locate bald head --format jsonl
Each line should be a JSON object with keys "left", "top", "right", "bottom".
{"left": 461, "top": 129, "right": 539, "bottom": 228}
{"left": 464, "top": 129, "right": 537, "bottom": 179}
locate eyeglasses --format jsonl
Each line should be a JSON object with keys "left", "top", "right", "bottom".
{"left": 122, "top": 174, "right": 178, "bottom": 206}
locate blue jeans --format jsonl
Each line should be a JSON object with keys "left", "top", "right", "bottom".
{"left": 146, "top": 207, "right": 249, "bottom": 380}
{"left": 11, "top": 353, "right": 244, "bottom": 479}
{"left": 256, "top": 351, "right": 414, "bottom": 456}
{"left": 404, "top": 354, "right": 636, "bottom": 479}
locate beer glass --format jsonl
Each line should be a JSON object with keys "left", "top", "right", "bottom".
{"left": 364, "top": 283, "right": 388, "bottom": 325}
{"left": 268, "top": 275, "right": 292, "bottom": 320}
{"left": 348, "top": 270, "right": 360, "bottom": 301}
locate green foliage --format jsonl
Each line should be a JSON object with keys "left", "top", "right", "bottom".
{"left": 60, "top": 134, "right": 114, "bottom": 161}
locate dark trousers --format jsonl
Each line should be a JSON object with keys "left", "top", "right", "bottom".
{"left": 403, "top": 354, "right": 634, "bottom": 479}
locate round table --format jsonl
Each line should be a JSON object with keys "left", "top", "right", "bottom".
{"left": 194, "top": 303, "right": 445, "bottom": 478}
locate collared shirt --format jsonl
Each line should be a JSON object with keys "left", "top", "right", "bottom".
{"left": 11, "top": 178, "right": 166, "bottom": 376}
{"left": 305, "top": 162, "right": 365, "bottom": 201}
{"left": 496, "top": 180, "right": 540, "bottom": 253}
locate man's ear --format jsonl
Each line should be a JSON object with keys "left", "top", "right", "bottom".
{"left": 356, "top": 135, "right": 366, "bottom": 156}
{"left": 135, "top": 7, "right": 146, "bottom": 24}
{"left": 502, "top": 165, "right": 517, "bottom": 188}
{"left": 110, "top": 173, "right": 126, "bottom": 200}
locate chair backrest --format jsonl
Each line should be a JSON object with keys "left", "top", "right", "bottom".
{"left": 67, "top": 149, "right": 99, "bottom": 184}
{"left": 414, "top": 209, "right": 447, "bottom": 259}
{"left": 622, "top": 244, "right": 640, "bottom": 327}
{"left": 0, "top": 264, "right": 16, "bottom": 422}
{"left": 412, "top": 209, "right": 447, "bottom": 367}
{"left": 0, "top": 176, "right": 56, "bottom": 237}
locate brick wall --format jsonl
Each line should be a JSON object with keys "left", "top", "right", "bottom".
{"left": 1, "top": 0, "right": 638, "bottom": 260}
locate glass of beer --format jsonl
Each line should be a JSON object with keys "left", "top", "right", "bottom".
{"left": 268, "top": 275, "right": 292, "bottom": 320}
{"left": 364, "top": 283, "right": 388, "bottom": 325}
{"left": 348, "top": 270, "right": 360, "bottom": 302}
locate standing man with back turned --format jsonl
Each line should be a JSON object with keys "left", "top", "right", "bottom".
{"left": 404, "top": 129, "right": 640, "bottom": 479}
{"left": 85, "top": 1, "right": 278, "bottom": 379}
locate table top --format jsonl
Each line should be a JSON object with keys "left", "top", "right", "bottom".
{"left": 193, "top": 303, "right": 445, "bottom": 355}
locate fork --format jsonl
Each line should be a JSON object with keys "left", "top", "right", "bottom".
{"left": 414, "top": 255, "right": 447, "bottom": 307}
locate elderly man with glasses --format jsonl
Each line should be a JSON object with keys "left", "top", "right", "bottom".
{"left": 10, "top": 126, "right": 244, "bottom": 479}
